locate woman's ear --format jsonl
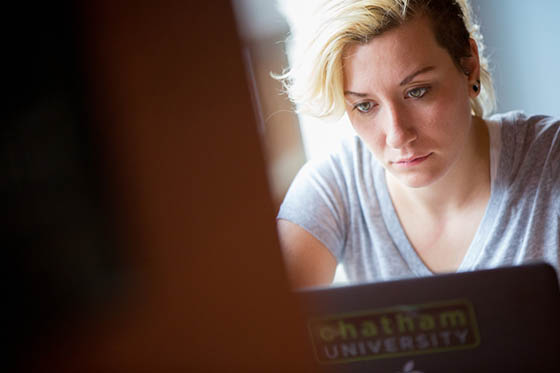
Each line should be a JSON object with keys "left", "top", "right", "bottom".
{"left": 460, "top": 38, "right": 481, "bottom": 97}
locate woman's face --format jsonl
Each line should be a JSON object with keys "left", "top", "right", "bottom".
{"left": 342, "top": 16, "right": 479, "bottom": 188}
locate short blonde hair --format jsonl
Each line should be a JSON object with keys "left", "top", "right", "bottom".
{"left": 277, "top": 0, "right": 496, "bottom": 119}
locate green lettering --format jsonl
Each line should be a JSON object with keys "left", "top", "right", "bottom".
{"left": 380, "top": 316, "right": 393, "bottom": 335}
{"left": 396, "top": 313, "right": 415, "bottom": 333}
{"left": 419, "top": 314, "right": 436, "bottom": 331}
{"left": 319, "top": 325, "right": 338, "bottom": 342}
{"left": 338, "top": 320, "right": 358, "bottom": 339}
{"left": 439, "top": 310, "right": 467, "bottom": 328}
{"left": 360, "top": 321, "right": 378, "bottom": 337}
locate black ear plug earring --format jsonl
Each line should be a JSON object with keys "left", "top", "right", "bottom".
{"left": 473, "top": 79, "right": 481, "bottom": 93}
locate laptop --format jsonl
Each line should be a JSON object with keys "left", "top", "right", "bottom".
{"left": 298, "top": 262, "right": 560, "bottom": 372}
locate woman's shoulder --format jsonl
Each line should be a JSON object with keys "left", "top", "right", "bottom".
{"left": 283, "top": 134, "right": 381, "bottom": 221}
{"left": 490, "top": 110, "right": 560, "bottom": 139}
{"left": 301, "top": 134, "right": 379, "bottom": 180}
{"left": 326, "top": 134, "right": 373, "bottom": 163}
{"left": 489, "top": 110, "right": 559, "bottom": 156}
{"left": 278, "top": 135, "right": 377, "bottom": 262}
{"left": 490, "top": 110, "right": 559, "bottom": 191}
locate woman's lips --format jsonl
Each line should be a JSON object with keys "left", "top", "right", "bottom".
{"left": 393, "top": 153, "right": 432, "bottom": 167}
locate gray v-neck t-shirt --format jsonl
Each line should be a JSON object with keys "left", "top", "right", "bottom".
{"left": 278, "top": 111, "right": 559, "bottom": 283}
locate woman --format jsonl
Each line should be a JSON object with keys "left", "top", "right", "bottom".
{"left": 276, "top": 0, "right": 559, "bottom": 288}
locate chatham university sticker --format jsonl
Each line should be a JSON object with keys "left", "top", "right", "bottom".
{"left": 307, "top": 299, "right": 480, "bottom": 364}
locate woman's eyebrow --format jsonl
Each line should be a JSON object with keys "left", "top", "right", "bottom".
{"left": 399, "top": 66, "right": 435, "bottom": 86}
{"left": 344, "top": 91, "right": 368, "bottom": 97}
{"left": 344, "top": 66, "right": 436, "bottom": 97}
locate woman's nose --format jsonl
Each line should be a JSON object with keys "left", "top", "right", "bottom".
{"left": 384, "top": 106, "right": 417, "bottom": 149}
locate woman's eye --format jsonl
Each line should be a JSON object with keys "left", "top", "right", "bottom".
{"left": 354, "top": 101, "right": 375, "bottom": 113}
{"left": 407, "top": 87, "right": 429, "bottom": 98}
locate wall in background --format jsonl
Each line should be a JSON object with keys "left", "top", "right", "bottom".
{"left": 233, "top": 0, "right": 307, "bottom": 209}
{"left": 472, "top": 0, "right": 560, "bottom": 117}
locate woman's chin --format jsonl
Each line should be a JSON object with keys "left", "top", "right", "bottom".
{"left": 387, "top": 168, "right": 444, "bottom": 189}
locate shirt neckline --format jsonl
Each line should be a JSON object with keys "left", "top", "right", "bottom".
{"left": 373, "top": 118, "right": 504, "bottom": 276}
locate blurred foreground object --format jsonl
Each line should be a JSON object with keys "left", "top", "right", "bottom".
{"left": 10, "top": 1, "right": 315, "bottom": 371}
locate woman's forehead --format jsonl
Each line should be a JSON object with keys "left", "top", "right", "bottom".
{"left": 342, "top": 17, "right": 454, "bottom": 88}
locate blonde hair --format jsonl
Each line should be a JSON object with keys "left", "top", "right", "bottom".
{"left": 277, "top": 0, "right": 496, "bottom": 119}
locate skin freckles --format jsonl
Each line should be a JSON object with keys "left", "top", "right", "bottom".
{"left": 342, "top": 16, "right": 482, "bottom": 191}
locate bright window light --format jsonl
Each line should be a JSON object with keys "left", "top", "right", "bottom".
{"left": 277, "top": 0, "right": 353, "bottom": 284}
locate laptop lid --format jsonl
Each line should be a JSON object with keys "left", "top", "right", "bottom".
{"left": 298, "top": 263, "right": 560, "bottom": 372}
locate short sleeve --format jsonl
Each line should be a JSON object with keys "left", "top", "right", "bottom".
{"left": 545, "top": 117, "right": 560, "bottom": 214}
{"left": 277, "top": 155, "right": 349, "bottom": 262}
{"left": 524, "top": 115, "right": 560, "bottom": 212}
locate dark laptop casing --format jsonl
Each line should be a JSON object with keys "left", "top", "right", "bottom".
{"left": 298, "top": 263, "right": 560, "bottom": 372}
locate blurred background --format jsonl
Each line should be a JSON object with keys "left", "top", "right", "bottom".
{"left": 474, "top": 0, "right": 560, "bottom": 118}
